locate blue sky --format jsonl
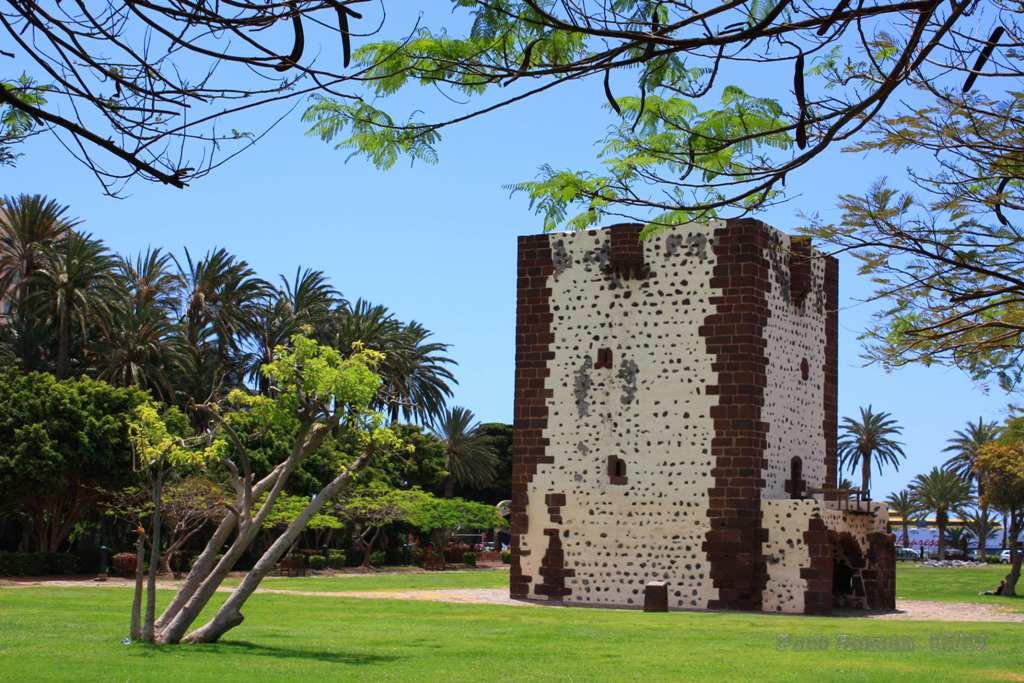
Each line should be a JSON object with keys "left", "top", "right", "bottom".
{"left": 2, "top": 11, "right": 1014, "bottom": 500}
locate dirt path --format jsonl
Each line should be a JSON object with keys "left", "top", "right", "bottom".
{"left": 4, "top": 579, "right": 1022, "bottom": 622}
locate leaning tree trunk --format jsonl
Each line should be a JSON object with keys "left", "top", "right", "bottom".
{"left": 360, "top": 527, "right": 382, "bottom": 567}
{"left": 154, "top": 513, "right": 237, "bottom": 631}
{"left": 142, "top": 470, "right": 163, "bottom": 642}
{"left": 995, "top": 520, "right": 1022, "bottom": 596}
{"left": 1005, "top": 547, "right": 1022, "bottom": 597}
{"left": 130, "top": 533, "right": 145, "bottom": 640}
{"left": 157, "top": 454, "right": 304, "bottom": 644}
{"left": 153, "top": 459, "right": 289, "bottom": 630}
{"left": 183, "top": 452, "right": 372, "bottom": 644}
{"left": 156, "top": 521, "right": 261, "bottom": 643}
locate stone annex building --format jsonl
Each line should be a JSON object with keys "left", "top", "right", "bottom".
{"left": 510, "top": 220, "right": 896, "bottom": 615}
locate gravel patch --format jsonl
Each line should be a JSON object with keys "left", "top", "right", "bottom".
{"left": 5, "top": 579, "right": 1022, "bottom": 622}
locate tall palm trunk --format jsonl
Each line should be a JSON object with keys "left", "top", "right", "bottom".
{"left": 936, "top": 509, "right": 947, "bottom": 561}
{"left": 978, "top": 501, "right": 989, "bottom": 559}
{"left": 860, "top": 451, "right": 872, "bottom": 499}
{"left": 56, "top": 296, "right": 70, "bottom": 379}
{"left": 900, "top": 522, "right": 910, "bottom": 549}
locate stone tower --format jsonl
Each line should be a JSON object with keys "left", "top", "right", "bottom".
{"left": 511, "top": 219, "right": 895, "bottom": 614}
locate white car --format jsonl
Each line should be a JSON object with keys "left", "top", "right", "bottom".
{"left": 896, "top": 547, "right": 919, "bottom": 561}
{"left": 1001, "top": 549, "right": 1014, "bottom": 564}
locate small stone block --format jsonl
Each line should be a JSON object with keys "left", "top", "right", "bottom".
{"left": 644, "top": 581, "right": 669, "bottom": 612}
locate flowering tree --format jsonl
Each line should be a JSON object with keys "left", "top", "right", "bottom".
{"left": 147, "top": 334, "right": 405, "bottom": 644}
{"left": 977, "top": 420, "right": 1024, "bottom": 596}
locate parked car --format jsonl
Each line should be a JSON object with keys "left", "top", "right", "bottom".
{"left": 944, "top": 548, "right": 967, "bottom": 560}
{"left": 896, "top": 547, "right": 919, "bottom": 561}
{"left": 1001, "top": 549, "right": 1013, "bottom": 564}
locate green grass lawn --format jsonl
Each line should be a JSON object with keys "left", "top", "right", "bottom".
{"left": 895, "top": 563, "right": 1024, "bottom": 612}
{"left": 222, "top": 568, "right": 510, "bottom": 593}
{"left": 2, "top": 565, "right": 1023, "bottom": 681}
{"left": 1, "top": 586, "right": 1021, "bottom": 682}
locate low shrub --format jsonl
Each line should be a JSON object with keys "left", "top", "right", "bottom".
{"left": 384, "top": 547, "right": 408, "bottom": 565}
{"left": 326, "top": 550, "right": 347, "bottom": 570}
{"left": 308, "top": 555, "right": 328, "bottom": 570}
{"left": 463, "top": 551, "right": 477, "bottom": 567}
{"left": 0, "top": 552, "right": 80, "bottom": 576}
{"left": 111, "top": 552, "right": 137, "bottom": 577}
{"left": 501, "top": 550, "right": 512, "bottom": 564}
{"left": 369, "top": 550, "right": 386, "bottom": 567}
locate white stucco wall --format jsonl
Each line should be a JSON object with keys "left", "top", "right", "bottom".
{"left": 519, "top": 223, "right": 724, "bottom": 608}
{"left": 761, "top": 233, "right": 829, "bottom": 499}
{"left": 516, "top": 221, "right": 866, "bottom": 612}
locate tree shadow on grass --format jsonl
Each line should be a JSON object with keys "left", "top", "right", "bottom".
{"left": 135, "top": 640, "right": 400, "bottom": 666}
{"left": 214, "top": 640, "right": 401, "bottom": 666}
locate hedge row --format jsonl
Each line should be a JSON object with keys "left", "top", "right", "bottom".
{"left": 0, "top": 552, "right": 80, "bottom": 576}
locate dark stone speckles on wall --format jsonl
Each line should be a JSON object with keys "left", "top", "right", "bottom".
{"left": 616, "top": 358, "right": 638, "bottom": 405}
{"left": 518, "top": 223, "right": 721, "bottom": 609}
{"left": 511, "top": 220, "right": 891, "bottom": 614}
{"left": 574, "top": 357, "right": 592, "bottom": 417}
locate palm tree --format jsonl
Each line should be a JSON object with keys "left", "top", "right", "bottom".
{"left": 119, "top": 247, "right": 181, "bottom": 314}
{"left": 92, "top": 306, "right": 186, "bottom": 402}
{"left": 944, "top": 418, "right": 1001, "bottom": 486}
{"left": 945, "top": 526, "right": 969, "bottom": 557}
{"left": 961, "top": 507, "right": 1001, "bottom": 560}
{"left": 910, "top": 467, "right": 972, "bottom": 560}
{"left": 0, "top": 195, "right": 78, "bottom": 369}
{"left": 278, "top": 267, "right": 342, "bottom": 334}
{"left": 247, "top": 268, "right": 342, "bottom": 393}
{"left": 28, "top": 232, "right": 120, "bottom": 378}
{"left": 885, "top": 489, "right": 922, "bottom": 548}
{"left": 838, "top": 406, "right": 906, "bottom": 499}
{"left": 175, "top": 247, "right": 270, "bottom": 402}
{"left": 0, "top": 194, "right": 78, "bottom": 310}
{"left": 332, "top": 300, "right": 456, "bottom": 424}
{"left": 434, "top": 406, "right": 499, "bottom": 498}
{"left": 944, "top": 417, "right": 1000, "bottom": 560}
{"left": 330, "top": 299, "right": 403, "bottom": 356}
{"left": 995, "top": 505, "right": 1012, "bottom": 550}
{"left": 381, "top": 321, "right": 457, "bottom": 424}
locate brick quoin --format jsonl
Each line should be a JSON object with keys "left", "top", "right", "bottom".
{"left": 864, "top": 532, "right": 896, "bottom": 610}
{"left": 823, "top": 255, "right": 839, "bottom": 498}
{"left": 510, "top": 234, "right": 555, "bottom": 599}
{"left": 536, "top": 528, "right": 574, "bottom": 599}
{"left": 700, "top": 218, "right": 771, "bottom": 611}
{"left": 801, "top": 516, "right": 834, "bottom": 615}
{"left": 788, "top": 237, "right": 813, "bottom": 306}
{"left": 608, "top": 223, "right": 646, "bottom": 278}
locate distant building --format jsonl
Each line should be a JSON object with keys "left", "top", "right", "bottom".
{"left": 511, "top": 221, "right": 896, "bottom": 614}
